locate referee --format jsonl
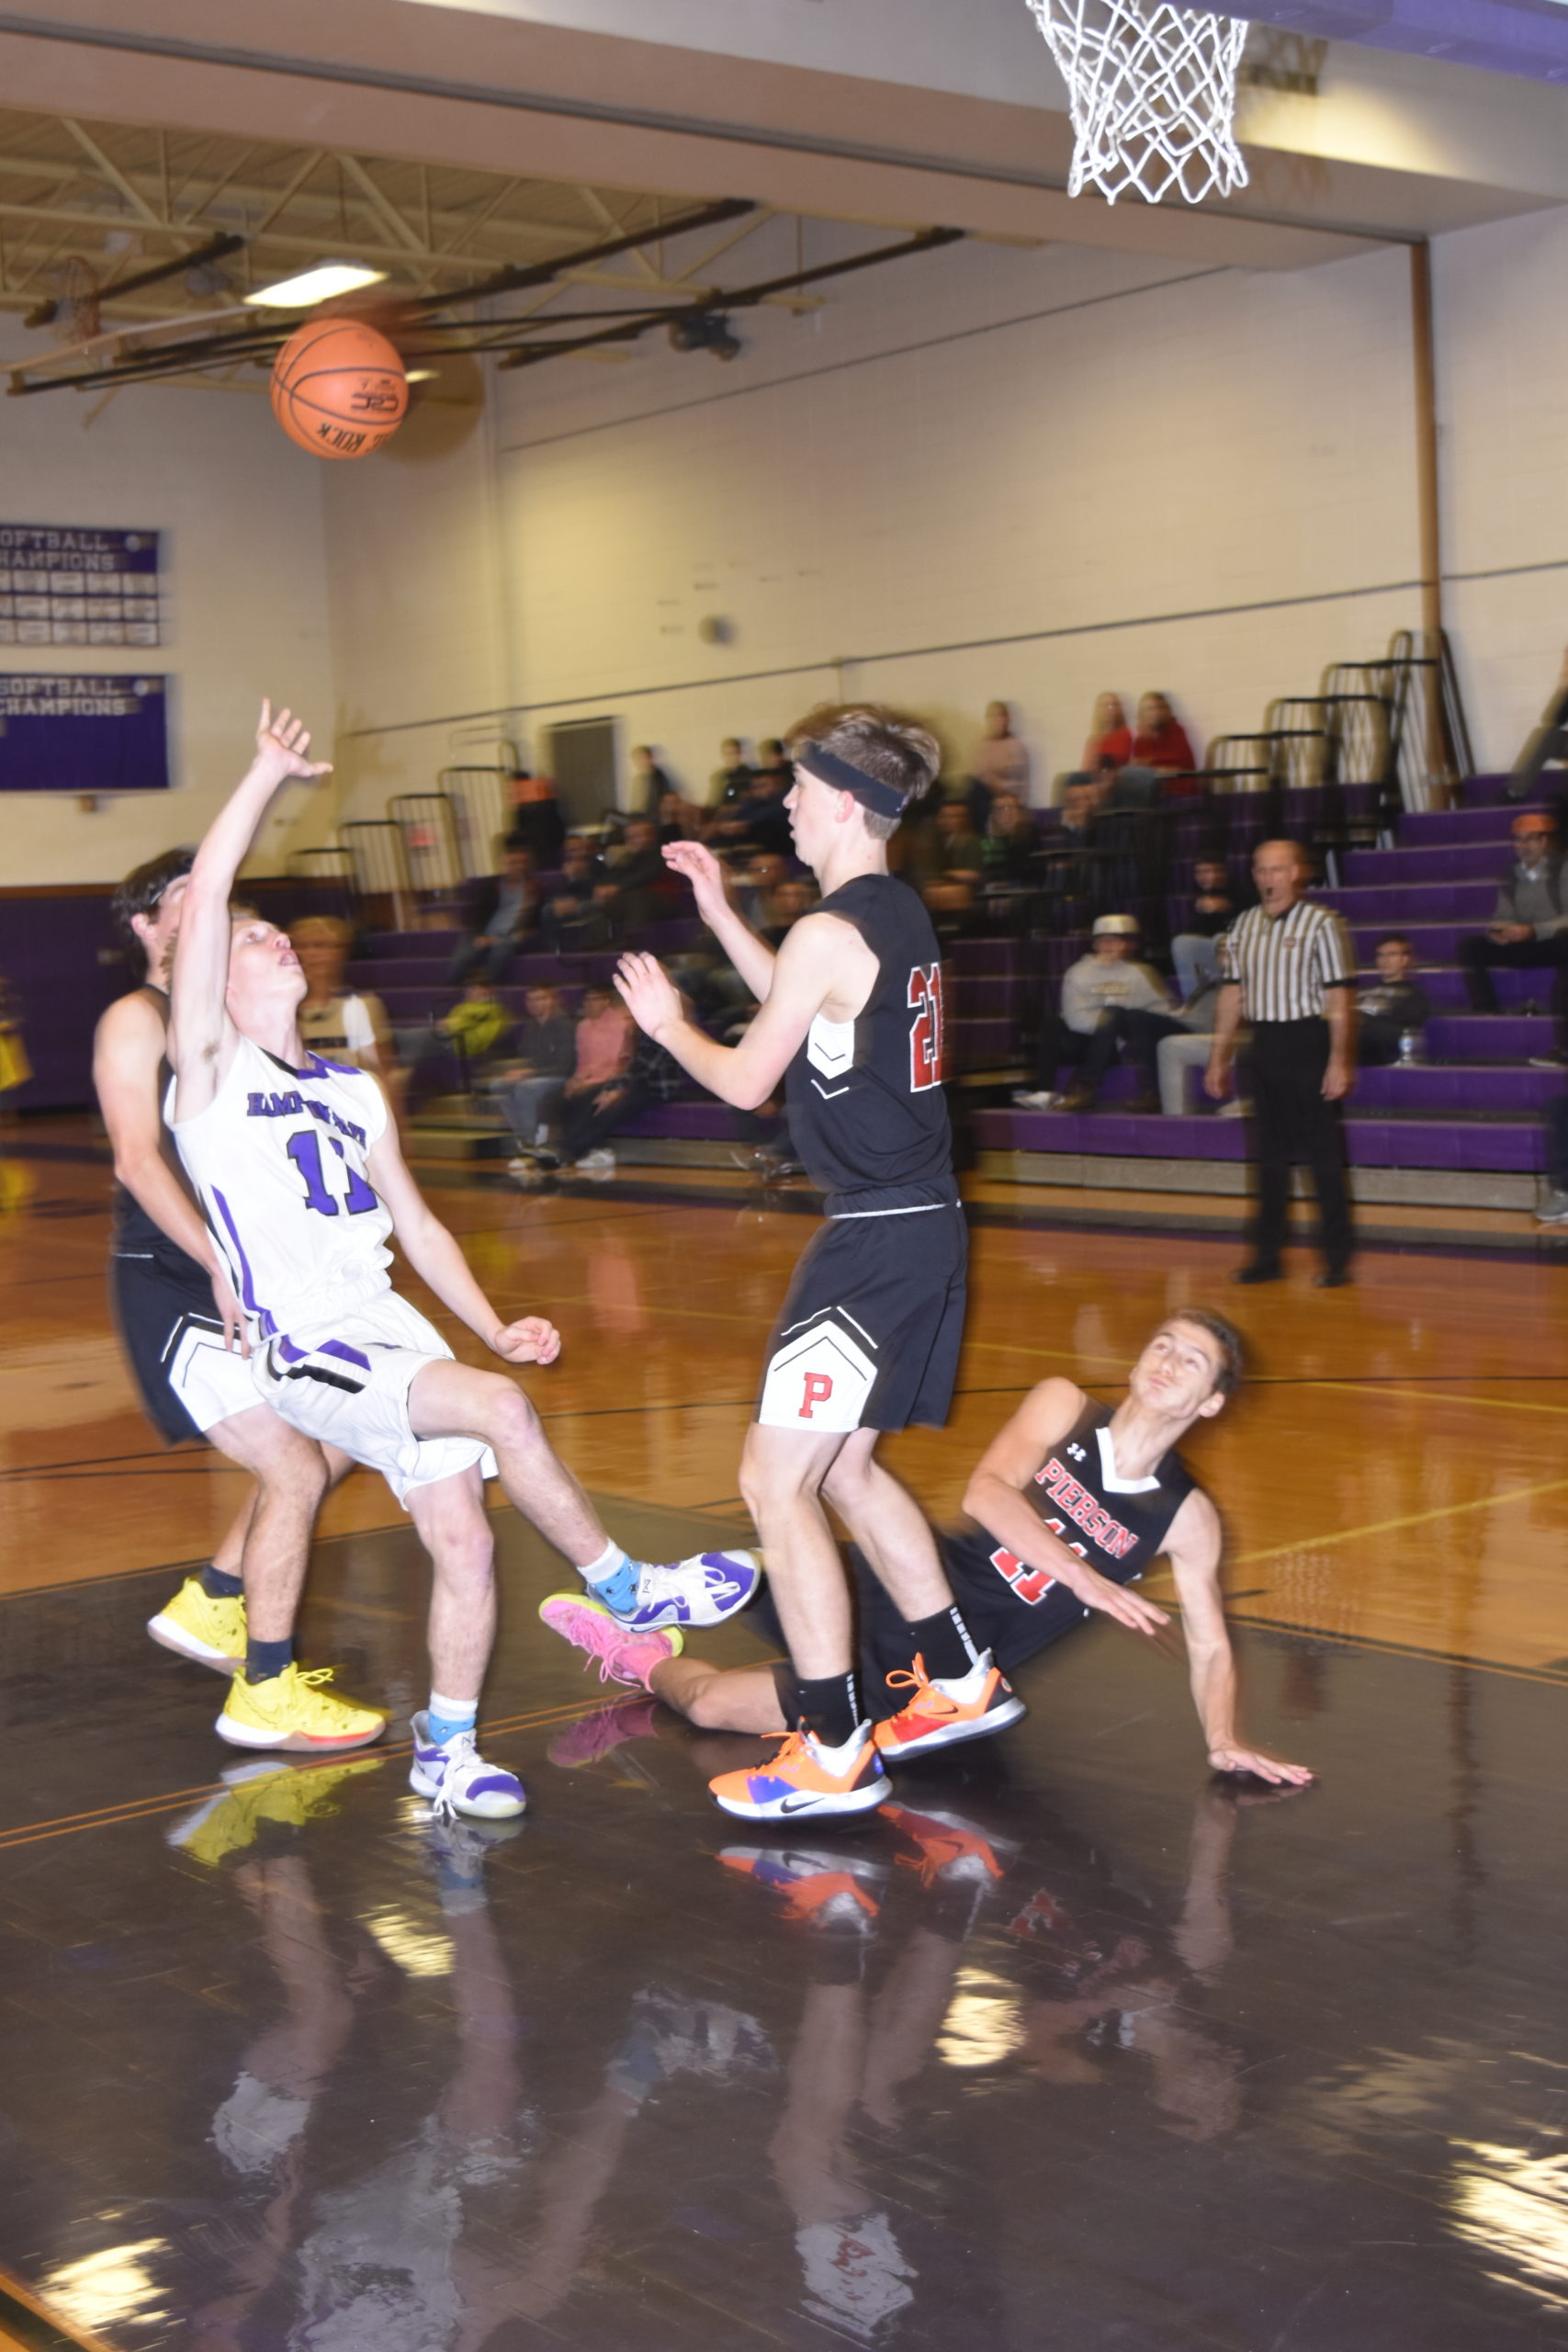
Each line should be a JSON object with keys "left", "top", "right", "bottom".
{"left": 1205, "top": 838, "right": 1357, "bottom": 1288}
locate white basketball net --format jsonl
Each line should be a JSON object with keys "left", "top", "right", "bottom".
{"left": 1027, "top": 0, "right": 1249, "bottom": 207}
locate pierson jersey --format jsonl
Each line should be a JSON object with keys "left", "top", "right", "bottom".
{"left": 942, "top": 1396, "right": 1197, "bottom": 1667}
{"left": 784, "top": 873, "right": 956, "bottom": 1215}
{"left": 168, "top": 1035, "right": 393, "bottom": 1344}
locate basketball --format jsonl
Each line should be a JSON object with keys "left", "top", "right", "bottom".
{"left": 269, "top": 317, "right": 408, "bottom": 460}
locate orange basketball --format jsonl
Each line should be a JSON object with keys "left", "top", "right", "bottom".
{"left": 270, "top": 318, "right": 408, "bottom": 460}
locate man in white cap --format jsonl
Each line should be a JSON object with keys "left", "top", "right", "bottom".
{"left": 1014, "top": 913, "right": 1175, "bottom": 1113}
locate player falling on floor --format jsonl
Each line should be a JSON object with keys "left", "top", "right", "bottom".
{"left": 543, "top": 1311, "right": 1313, "bottom": 1790}
{"left": 164, "top": 701, "right": 758, "bottom": 1819}
{"left": 95, "top": 848, "right": 369, "bottom": 1752}
{"left": 614, "top": 703, "right": 1008, "bottom": 1822}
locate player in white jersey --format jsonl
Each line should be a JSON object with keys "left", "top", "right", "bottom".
{"left": 166, "top": 703, "right": 759, "bottom": 1819}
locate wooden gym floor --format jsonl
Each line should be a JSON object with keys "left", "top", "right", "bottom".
{"left": 1, "top": 1122, "right": 1566, "bottom": 2346}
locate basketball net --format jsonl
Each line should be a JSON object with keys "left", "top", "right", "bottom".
{"left": 1026, "top": 0, "right": 1249, "bottom": 207}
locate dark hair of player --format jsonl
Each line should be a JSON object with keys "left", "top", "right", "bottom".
{"left": 1166, "top": 1307, "right": 1246, "bottom": 1398}
{"left": 1375, "top": 931, "right": 1411, "bottom": 951}
{"left": 111, "top": 847, "right": 196, "bottom": 980}
{"left": 784, "top": 702, "right": 942, "bottom": 842}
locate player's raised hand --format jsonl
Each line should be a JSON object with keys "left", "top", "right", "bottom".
{"left": 661, "top": 839, "right": 730, "bottom": 924}
{"left": 252, "top": 698, "right": 333, "bottom": 787}
{"left": 1207, "top": 1740, "right": 1314, "bottom": 1787}
{"left": 490, "top": 1316, "right": 561, "bottom": 1366}
{"left": 1075, "top": 1566, "right": 1171, "bottom": 1638}
{"left": 615, "top": 950, "right": 683, "bottom": 1041}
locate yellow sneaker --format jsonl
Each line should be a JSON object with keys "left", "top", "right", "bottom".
{"left": 147, "top": 1575, "right": 247, "bottom": 1673}
{"left": 216, "top": 1663, "right": 389, "bottom": 1754}
{"left": 169, "top": 1755, "right": 385, "bottom": 1867}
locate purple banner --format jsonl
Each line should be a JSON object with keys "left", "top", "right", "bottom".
{"left": 0, "top": 673, "right": 170, "bottom": 794}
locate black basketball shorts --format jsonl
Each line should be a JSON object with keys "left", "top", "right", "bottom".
{"left": 109, "top": 1250, "right": 256, "bottom": 1446}
{"left": 756, "top": 1203, "right": 967, "bottom": 1436}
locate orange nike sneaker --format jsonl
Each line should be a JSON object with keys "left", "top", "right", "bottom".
{"left": 709, "top": 1724, "right": 887, "bottom": 1821}
{"left": 871, "top": 1651, "right": 1026, "bottom": 1760}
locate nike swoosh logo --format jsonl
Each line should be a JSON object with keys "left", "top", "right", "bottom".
{"left": 780, "top": 1793, "right": 829, "bottom": 1812}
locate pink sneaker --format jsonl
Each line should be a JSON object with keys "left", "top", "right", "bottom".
{"left": 538, "top": 1591, "right": 683, "bottom": 1690}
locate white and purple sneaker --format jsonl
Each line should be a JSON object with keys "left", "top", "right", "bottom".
{"left": 601, "top": 1549, "right": 761, "bottom": 1634}
{"left": 409, "top": 1713, "right": 526, "bottom": 1821}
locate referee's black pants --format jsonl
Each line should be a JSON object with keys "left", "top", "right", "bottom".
{"left": 1247, "top": 1017, "right": 1354, "bottom": 1274}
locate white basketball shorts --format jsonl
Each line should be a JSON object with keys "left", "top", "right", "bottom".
{"left": 251, "top": 1290, "right": 498, "bottom": 1506}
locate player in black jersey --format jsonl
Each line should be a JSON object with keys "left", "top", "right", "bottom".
{"left": 543, "top": 1310, "right": 1313, "bottom": 1789}
{"left": 94, "top": 848, "right": 378, "bottom": 1750}
{"left": 615, "top": 705, "right": 1012, "bottom": 1820}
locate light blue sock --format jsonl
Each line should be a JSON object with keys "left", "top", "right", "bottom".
{"left": 581, "top": 1539, "right": 638, "bottom": 1615}
{"left": 427, "top": 1690, "right": 478, "bottom": 1748}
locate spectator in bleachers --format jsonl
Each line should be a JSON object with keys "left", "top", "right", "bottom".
{"left": 394, "top": 979, "right": 513, "bottom": 1101}
{"left": 541, "top": 834, "right": 611, "bottom": 953}
{"left": 1356, "top": 933, "right": 1432, "bottom": 1065}
{"left": 503, "top": 762, "right": 565, "bottom": 866}
{"left": 1170, "top": 856, "right": 1239, "bottom": 1001}
{"left": 1132, "top": 692, "right": 1197, "bottom": 782}
{"left": 1458, "top": 810, "right": 1568, "bottom": 1065}
{"left": 734, "top": 851, "right": 791, "bottom": 931}
{"left": 448, "top": 843, "right": 538, "bottom": 985}
{"left": 1155, "top": 979, "right": 1247, "bottom": 1118}
{"left": 628, "top": 743, "right": 672, "bottom": 817}
{"left": 494, "top": 983, "right": 578, "bottom": 1167}
{"left": 922, "top": 797, "right": 987, "bottom": 932}
{"left": 711, "top": 738, "right": 755, "bottom": 805}
{"left": 760, "top": 875, "right": 817, "bottom": 949}
{"left": 755, "top": 737, "right": 793, "bottom": 789}
{"left": 1082, "top": 693, "right": 1133, "bottom": 775}
{"left": 601, "top": 815, "right": 677, "bottom": 935}
{"left": 658, "top": 786, "right": 707, "bottom": 844}
{"left": 968, "top": 700, "right": 1031, "bottom": 824}
{"left": 291, "top": 915, "right": 392, "bottom": 1077}
{"left": 1013, "top": 913, "right": 1173, "bottom": 1111}
{"left": 709, "top": 759, "right": 793, "bottom": 859}
{"left": 983, "top": 791, "right": 1037, "bottom": 884}
{"left": 532, "top": 989, "right": 670, "bottom": 1178}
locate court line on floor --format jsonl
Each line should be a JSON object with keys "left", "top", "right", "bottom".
{"left": 0, "top": 1693, "right": 631, "bottom": 1853}
{"left": 1227, "top": 1470, "right": 1568, "bottom": 1570}
{"left": 1297, "top": 1378, "right": 1568, "bottom": 1418}
{"left": 1225, "top": 1611, "right": 1568, "bottom": 1689}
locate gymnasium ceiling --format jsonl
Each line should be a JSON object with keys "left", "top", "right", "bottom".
{"left": 0, "top": 0, "right": 1566, "bottom": 390}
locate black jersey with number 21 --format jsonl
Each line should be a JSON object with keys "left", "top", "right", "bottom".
{"left": 784, "top": 873, "right": 956, "bottom": 1215}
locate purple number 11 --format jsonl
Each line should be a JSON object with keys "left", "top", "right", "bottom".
{"left": 287, "top": 1130, "right": 378, "bottom": 1217}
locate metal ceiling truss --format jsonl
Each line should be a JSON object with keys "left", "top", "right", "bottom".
{"left": 0, "top": 107, "right": 968, "bottom": 399}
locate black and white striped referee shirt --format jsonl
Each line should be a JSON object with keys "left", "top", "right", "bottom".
{"left": 1218, "top": 899, "right": 1354, "bottom": 1023}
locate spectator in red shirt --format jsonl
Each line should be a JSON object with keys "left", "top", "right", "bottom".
{"left": 1132, "top": 692, "right": 1197, "bottom": 781}
{"left": 1083, "top": 692, "right": 1133, "bottom": 773}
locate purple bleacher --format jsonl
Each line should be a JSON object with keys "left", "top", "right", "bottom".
{"left": 1398, "top": 803, "right": 1551, "bottom": 847}
{"left": 976, "top": 1103, "right": 1544, "bottom": 1172}
{"left": 1323, "top": 881, "right": 1495, "bottom": 922}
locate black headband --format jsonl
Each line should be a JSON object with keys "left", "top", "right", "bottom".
{"left": 795, "top": 740, "right": 910, "bottom": 819}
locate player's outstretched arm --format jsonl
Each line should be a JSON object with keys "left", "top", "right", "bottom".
{"left": 169, "top": 702, "right": 332, "bottom": 1118}
{"left": 1166, "top": 1492, "right": 1313, "bottom": 1785}
{"left": 660, "top": 840, "right": 777, "bottom": 1002}
{"left": 367, "top": 1116, "right": 560, "bottom": 1366}
{"left": 962, "top": 1378, "right": 1175, "bottom": 1639}
{"left": 615, "top": 911, "right": 866, "bottom": 1113}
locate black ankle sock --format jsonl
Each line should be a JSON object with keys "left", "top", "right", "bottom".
{"left": 245, "top": 1636, "right": 293, "bottom": 1685}
{"left": 795, "top": 1670, "right": 862, "bottom": 1748}
{"left": 200, "top": 1563, "right": 244, "bottom": 1600}
{"left": 904, "top": 1605, "right": 980, "bottom": 1682}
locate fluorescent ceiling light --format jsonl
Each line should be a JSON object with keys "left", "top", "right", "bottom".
{"left": 404, "top": 368, "right": 437, "bottom": 383}
{"left": 244, "top": 262, "right": 387, "bottom": 309}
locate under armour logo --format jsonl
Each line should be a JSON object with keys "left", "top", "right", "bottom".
{"left": 1066, "top": 1442, "right": 1087, "bottom": 1462}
